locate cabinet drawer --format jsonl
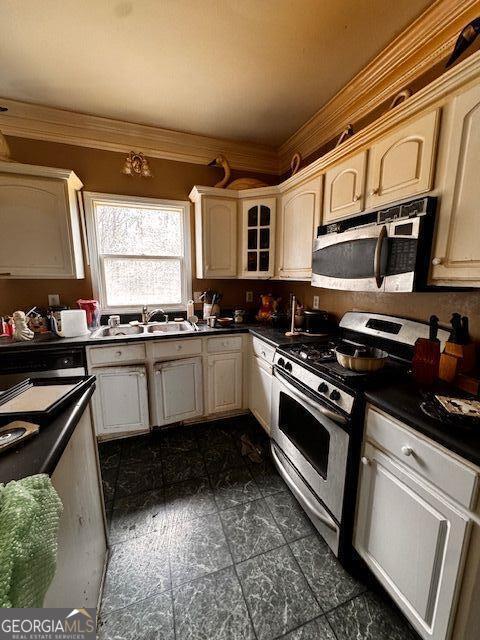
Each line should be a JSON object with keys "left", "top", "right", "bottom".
{"left": 206, "top": 336, "right": 243, "bottom": 353}
{"left": 365, "top": 405, "right": 478, "bottom": 509}
{"left": 88, "top": 343, "right": 146, "bottom": 366}
{"left": 151, "top": 338, "right": 202, "bottom": 359}
{"left": 251, "top": 337, "right": 275, "bottom": 364}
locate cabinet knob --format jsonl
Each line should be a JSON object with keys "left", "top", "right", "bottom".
{"left": 401, "top": 446, "right": 414, "bottom": 457}
{"left": 176, "top": 344, "right": 182, "bottom": 350}
{"left": 353, "top": 194, "right": 361, "bottom": 202}
{"left": 155, "top": 371, "right": 160, "bottom": 376}
{"left": 431, "top": 257, "right": 443, "bottom": 266}
{"left": 361, "top": 456, "right": 371, "bottom": 466}
{"left": 261, "top": 351, "right": 266, "bottom": 358}
{"left": 369, "top": 187, "right": 379, "bottom": 196}
{"left": 115, "top": 350, "right": 122, "bottom": 357}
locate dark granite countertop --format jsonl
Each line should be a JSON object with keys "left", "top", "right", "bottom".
{"left": 365, "top": 379, "right": 480, "bottom": 468}
{"left": 0, "top": 380, "right": 95, "bottom": 484}
{"left": 0, "top": 323, "right": 325, "bottom": 352}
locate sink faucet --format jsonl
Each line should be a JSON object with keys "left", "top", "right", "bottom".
{"left": 141, "top": 306, "right": 169, "bottom": 324}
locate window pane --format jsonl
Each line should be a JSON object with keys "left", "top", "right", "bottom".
{"left": 96, "top": 204, "right": 182, "bottom": 256}
{"left": 260, "top": 206, "right": 270, "bottom": 226}
{"left": 247, "top": 252, "right": 257, "bottom": 271}
{"left": 260, "top": 228, "right": 270, "bottom": 249}
{"left": 104, "top": 258, "right": 182, "bottom": 306}
{"left": 248, "top": 206, "right": 258, "bottom": 227}
{"left": 259, "top": 251, "right": 269, "bottom": 271}
{"left": 248, "top": 229, "right": 258, "bottom": 250}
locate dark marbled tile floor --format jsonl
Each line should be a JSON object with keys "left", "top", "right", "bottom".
{"left": 98, "top": 415, "right": 420, "bottom": 640}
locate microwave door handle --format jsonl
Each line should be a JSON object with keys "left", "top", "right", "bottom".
{"left": 275, "top": 370, "right": 347, "bottom": 426}
{"left": 374, "top": 224, "right": 388, "bottom": 289}
{"left": 270, "top": 444, "right": 338, "bottom": 532}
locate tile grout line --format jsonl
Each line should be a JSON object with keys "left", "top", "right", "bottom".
{"left": 200, "top": 431, "right": 260, "bottom": 640}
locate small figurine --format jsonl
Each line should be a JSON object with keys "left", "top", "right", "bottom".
{"left": 256, "top": 293, "right": 279, "bottom": 322}
{"left": 12, "top": 310, "right": 34, "bottom": 342}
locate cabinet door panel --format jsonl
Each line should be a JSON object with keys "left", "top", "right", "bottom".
{"left": 155, "top": 357, "right": 203, "bottom": 425}
{"left": 240, "top": 198, "right": 276, "bottom": 278}
{"left": 92, "top": 366, "right": 149, "bottom": 436}
{"left": 249, "top": 355, "right": 272, "bottom": 433}
{"left": 199, "top": 197, "right": 237, "bottom": 278}
{"left": 207, "top": 352, "right": 242, "bottom": 414}
{"left": 277, "top": 176, "right": 322, "bottom": 280}
{"left": 366, "top": 110, "right": 439, "bottom": 208}
{"left": 0, "top": 175, "right": 75, "bottom": 277}
{"left": 431, "top": 84, "right": 480, "bottom": 284}
{"left": 324, "top": 151, "right": 367, "bottom": 222}
{"left": 355, "top": 443, "right": 469, "bottom": 640}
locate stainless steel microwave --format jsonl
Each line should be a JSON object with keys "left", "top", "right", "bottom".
{"left": 312, "top": 197, "right": 436, "bottom": 292}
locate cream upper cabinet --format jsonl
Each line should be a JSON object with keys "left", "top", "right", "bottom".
{"left": 276, "top": 176, "right": 323, "bottom": 280}
{"left": 239, "top": 198, "right": 276, "bottom": 278}
{"left": 431, "top": 84, "right": 480, "bottom": 286}
{"left": 0, "top": 162, "right": 84, "bottom": 279}
{"left": 366, "top": 110, "right": 439, "bottom": 209}
{"left": 194, "top": 195, "right": 237, "bottom": 278}
{"left": 324, "top": 151, "right": 367, "bottom": 223}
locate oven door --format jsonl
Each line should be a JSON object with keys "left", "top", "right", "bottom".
{"left": 271, "top": 371, "right": 349, "bottom": 526}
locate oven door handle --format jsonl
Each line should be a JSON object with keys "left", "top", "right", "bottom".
{"left": 374, "top": 224, "right": 387, "bottom": 289}
{"left": 275, "top": 370, "right": 347, "bottom": 426}
{"left": 271, "top": 444, "right": 338, "bottom": 532}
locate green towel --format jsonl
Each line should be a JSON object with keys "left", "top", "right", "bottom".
{"left": 0, "top": 474, "right": 63, "bottom": 608}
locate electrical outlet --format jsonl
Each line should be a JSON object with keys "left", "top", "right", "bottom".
{"left": 193, "top": 291, "right": 202, "bottom": 302}
{"left": 313, "top": 295, "right": 320, "bottom": 310}
{"left": 246, "top": 291, "right": 253, "bottom": 303}
{"left": 48, "top": 294, "right": 60, "bottom": 307}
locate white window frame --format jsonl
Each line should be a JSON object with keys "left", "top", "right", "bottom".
{"left": 83, "top": 191, "right": 191, "bottom": 314}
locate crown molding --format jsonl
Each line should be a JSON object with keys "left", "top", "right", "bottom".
{"left": 278, "top": 0, "right": 480, "bottom": 172}
{"left": 0, "top": 98, "right": 279, "bottom": 175}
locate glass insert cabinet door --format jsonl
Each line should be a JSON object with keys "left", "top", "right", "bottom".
{"left": 241, "top": 198, "right": 276, "bottom": 278}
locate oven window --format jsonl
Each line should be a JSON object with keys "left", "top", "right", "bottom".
{"left": 278, "top": 392, "right": 330, "bottom": 479}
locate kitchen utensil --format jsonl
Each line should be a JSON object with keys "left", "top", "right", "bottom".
{"left": 49, "top": 309, "right": 90, "bottom": 338}
{"left": 335, "top": 344, "right": 388, "bottom": 372}
{"left": 285, "top": 296, "right": 296, "bottom": 337}
{"left": 303, "top": 309, "right": 330, "bottom": 334}
{"left": 0, "top": 421, "right": 39, "bottom": 454}
{"left": 108, "top": 315, "right": 121, "bottom": 328}
{"left": 187, "top": 314, "right": 200, "bottom": 331}
{"left": 187, "top": 299, "right": 195, "bottom": 319}
{"left": 413, "top": 315, "right": 441, "bottom": 385}
{"left": 216, "top": 317, "right": 234, "bottom": 327}
{"left": 77, "top": 299, "right": 100, "bottom": 329}
{"left": 206, "top": 316, "right": 216, "bottom": 328}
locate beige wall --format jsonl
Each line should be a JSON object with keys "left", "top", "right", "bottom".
{"left": 274, "top": 281, "right": 480, "bottom": 343}
{"left": 0, "top": 136, "right": 275, "bottom": 315}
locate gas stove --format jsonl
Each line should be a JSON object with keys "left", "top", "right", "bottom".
{"left": 270, "top": 311, "right": 451, "bottom": 561}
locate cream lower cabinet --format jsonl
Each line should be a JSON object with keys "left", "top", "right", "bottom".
{"left": 91, "top": 365, "right": 149, "bottom": 437}
{"left": 355, "top": 424, "right": 472, "bottom": 640}
{"left": 0, "top": 162, "right": 84, "bottom": 278}
{"left": 207, "top": 351, "right": 243, "bottom": 414}
{"left": 154, "top": 357, "right": 203, "bottom": 426}
{"left": 194, "top": 194, "right": 237, "bottom": 278}
{"left": 323, "top": 151, "right": 367, "bottom": 223}
{"left": 276, "top": 176, "right": 322, "bottom": 280}
{"left": 249, "top": 355, "right": 272, "bottom": 433}
{"left": 431, "top": 84, "right": 480, "bottom": 286}
{"left": 366, "top": 110, "right": 439, "bottom": 209}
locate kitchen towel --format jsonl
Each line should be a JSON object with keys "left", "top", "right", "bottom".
{"left": 0, "top": 473, "right": 63, "bottom": 607}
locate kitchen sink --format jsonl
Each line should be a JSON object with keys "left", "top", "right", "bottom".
{"left": 146, "top": 321, "right": 193, "bottom": 333}
{"left": 90, "top": 324, "right": 144, "bottom": 338}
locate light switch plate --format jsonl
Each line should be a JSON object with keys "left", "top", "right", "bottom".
{"left": 48, "top": 294, "right": 60, "bottom": 306}
{"left": 246, "top": 291, "right": 253, "bottom": 303}
{"left": 313, "top": 295, "right": 320, "bottom": 310}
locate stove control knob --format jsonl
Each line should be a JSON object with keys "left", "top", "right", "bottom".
{"left": 277, "top": 358, "right": 285, "bottom": 368}
{"left": 330, "top": 389, "right": 341, "bottom": 401}
{"left": 285, "top": 361, "right": 293, "bottom": 372}
{"left": 318, "top": 382, "right": 328, "bottom": 393}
